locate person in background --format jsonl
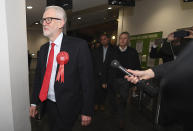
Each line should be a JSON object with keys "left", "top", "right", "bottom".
{"left": 111, "top": 32, "right": 140, "bottom": 129}
{"left": 150, "top": 27, "right": 193, "bottom": 63}
{"left": 29, "top": 6, "right": 94, "bottom": 131}
{"left": 92, "top": 34, "right": 115, "bottom": 111}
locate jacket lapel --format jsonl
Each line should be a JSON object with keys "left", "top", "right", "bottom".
{"left": 55, "top": 35, "right": 68, "bottom": 81}
{"left": 42, "top": 42, "right": 49, "bottom": 74}
{"left": 99, "top": 46, "right": 103, "bottom": 63}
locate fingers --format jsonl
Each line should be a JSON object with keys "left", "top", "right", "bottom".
{"left": 125, "top": 69, "right": 153, "bottom": 84}
{"left": 29, "top": 106, "right": 37, "bottom": 118}
{"left": 126, "top": 69, "right": 136, "bottom": 75}
{"left": 167, "top": 32, "right": 175, "bottom": 42}
{"left": 184, "top": 30, "right": 193, "bottom": 39}
{"left": 102, "top": 84, "right": 107, "bottom": 89}
{"left": 81, "top": 115, "right": 92, "bottom": 126}
{"left": 130, "top": 76, "right": 139, "bottom": 84}
{"left": 124, "top": 75, "right": 139, "bottom": 84}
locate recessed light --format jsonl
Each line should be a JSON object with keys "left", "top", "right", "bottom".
{"left": 108, "top": 7, "right": 112, "bottom": 10}
{"left": 31, "top": 53, "right": 35, "bottom": 56}
{"left": 27, "top": 6, "right": 33, "bottom": 9}
{"left": 112, "top": 35, "right": 116, "bottom": 40}
{"left": 35, "top": 22, "right": 39, "bottom": 25}
{"left": 77, "top": 17, "right": 82, "bottom": 20}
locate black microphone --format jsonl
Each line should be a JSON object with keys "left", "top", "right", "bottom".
{"left": 111, "top": 60, "right": 158, "bottom": 97}
{"left": 111, "top": 60, "right": 133, "bottom": 77}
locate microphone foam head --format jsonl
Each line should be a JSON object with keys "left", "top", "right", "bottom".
{"left": 111, "top": 60, "right": 120, "bottom": 68}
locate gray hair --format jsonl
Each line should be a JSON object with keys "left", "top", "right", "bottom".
{"left": 45, "top": 6, "right": 67, "bottom": 23}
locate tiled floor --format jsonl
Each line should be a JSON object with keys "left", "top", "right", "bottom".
{"left": 29, "top": 68, "right": 183, "bottom": 131}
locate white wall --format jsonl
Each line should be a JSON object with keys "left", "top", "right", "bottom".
{"left": 118, "top": 0, "right": 193, "bottom": 37}
{"left": 0, "top": 0, "right": 14, "bottom": 130}
{"left": 0, "top": 0, "right": 31, "bottom": 131}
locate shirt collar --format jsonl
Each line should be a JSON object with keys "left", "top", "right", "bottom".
{"left": 103, "top": 46, "right": 108, "bottom": 50}
{"left": 119, "top": 46, "right": 127, "bottom": 52}
{"left": 49, "top": 32, "right": 63, "bottom": 47}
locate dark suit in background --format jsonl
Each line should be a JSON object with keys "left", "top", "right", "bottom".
{"left": 32, "top": 35, "right": 94, "bottom": 130}
{"left": 92, "top": 44, "right": 115, "bottom": 108}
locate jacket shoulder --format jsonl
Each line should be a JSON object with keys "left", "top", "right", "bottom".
{"left": 128, "top": 47, "right": 138, "bottom": 53}
{"left": 64, "top": 36, "right": 87, "bottom": 46}
{"left": 40, "top": 42, "right": 49, "bottom": 48}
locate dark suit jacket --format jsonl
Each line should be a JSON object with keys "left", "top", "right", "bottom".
{"left": 92, "top": 44, "right": 115, "bottom": 85}
{"left": 31, "top": 35, "right": 94, "bottom": 123}
{"left": 152, "top": 40, "right": 193, "bottom": 125}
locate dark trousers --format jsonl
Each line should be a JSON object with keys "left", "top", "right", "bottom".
{"left": 45, "top": 100, "right": 74, "bottom": 131}
{"left": 109, "top": 78, "right": 133, "bottom": 120}
{"left": 94, "top": 78, "right": 108, "bottom": 105}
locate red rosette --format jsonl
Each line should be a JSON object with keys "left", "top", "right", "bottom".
{"left": 56, "top": 51, "right": 69, "bottom": 83}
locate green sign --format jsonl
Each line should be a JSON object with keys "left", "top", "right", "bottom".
{"left": 130, "top": 32, "right": 163, "bottom": 69}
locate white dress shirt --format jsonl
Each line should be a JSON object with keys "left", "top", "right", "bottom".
{"left": 119, "top": 46, "right": 127, "bottom": 52}
{"left": 103, "top": 46, "right": 108, "bottom": 62}
{"left": 31, "top": 33, "right": 63, "bottom": 106}
{"left": 47, "top": 33, "right": 63, "bottom": 102}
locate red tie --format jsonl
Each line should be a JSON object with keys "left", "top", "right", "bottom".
{"left": 39, "top": 43, "right": 55, "bottom": 102}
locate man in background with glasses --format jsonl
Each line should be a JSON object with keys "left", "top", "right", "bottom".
{"left": 29, "top": 6, "right": 94, "bottom": 131}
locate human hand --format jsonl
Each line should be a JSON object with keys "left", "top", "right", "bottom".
{"left": 184, "top": 29, "right": 193, "bottom": 39}
{"left": 167, "top": 32, "right": 175, "bottom": 42}
{"left": 124, "top": 69, "right": 155, "bottom": 84}
{"left": 29, "top": 106, "right": 37, "bottom": 118}
{"left": 154, "top": 38, "right": 163, "bottom": 46}
{"left": 102, "top": 83, "right": 107, "bottom": 89}
{"left": 81, "top": 115, "right": 92, "bottom": 126}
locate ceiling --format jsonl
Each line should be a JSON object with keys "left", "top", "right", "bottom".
{"left": 26, "top": 0, "right": 120, "bottom": 30}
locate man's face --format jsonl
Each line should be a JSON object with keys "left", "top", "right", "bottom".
{"left": 42, "top": 8, "right": 63, "bottom": 38}
{"left": 100, "top": 35, "right": 109, "bottom": 46}
{"left": 119, "top": 34, "right": 129, "bottom": 46}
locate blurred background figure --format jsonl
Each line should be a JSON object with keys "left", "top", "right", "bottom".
{"left": 93, "top": 34, "right": 115, "bottom": 112}
{"left": 150, "top": 27, "right": 193, "bottom": 63}
{"left": 110, "top": 32, "right": 141, "bottom": 130}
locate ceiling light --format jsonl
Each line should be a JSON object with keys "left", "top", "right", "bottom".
{"left": 77, "top": 17, "right": 82, "bottom": 20}
{"left": 31, "top": 53, "right": 35, "bottom": 56}
{"left": 35, "top": 22, "right": 39, "bottom": 25}
{"left": 108, "top": 7, "right": 112, "bottom": 10}
{"left": 27, "top": 6, "right": 33, "bottom": 9}
{"left": 112, "top": 36, "right": 116, "bottom": 40}
{"left": 111, "top": 0, "right": 117, "bottom": 5}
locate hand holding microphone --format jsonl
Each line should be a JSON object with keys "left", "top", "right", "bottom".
{"left": 111, "top": 60, "right": 155, "bottom": 84}
{"left": 111, "top": 60, "right": 158, "bottom": 96}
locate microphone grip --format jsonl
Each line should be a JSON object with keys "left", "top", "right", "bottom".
{"left": 118, "top": 65, "right": 145, "bottom": 86}
{"left": 118, "top": 66, "right": 133, "bottom": 77}
{"left": 136, "top": 79, "right": 146, "bottom": 87}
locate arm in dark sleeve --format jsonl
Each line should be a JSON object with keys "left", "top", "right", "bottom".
{"left": 150, "top": 40, "right": 172, "bottom": 59}
{"left": 151, "top": 61, "right": 174, "bottom": 80}
{"left": 78, "top": 41, "right": 94, "bottom": 116}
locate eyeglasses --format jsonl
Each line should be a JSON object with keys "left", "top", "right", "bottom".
{"left": 40, "top": 17, "right": 61, "bottom": 24}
